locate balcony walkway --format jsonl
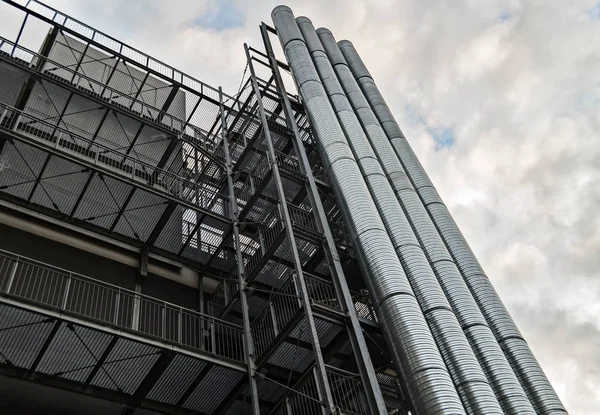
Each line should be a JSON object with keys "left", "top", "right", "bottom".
{"left": 0, "top": 248, "right": 256, "bottom": 414}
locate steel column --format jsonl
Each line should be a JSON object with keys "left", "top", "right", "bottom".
{"left": 245, "top": 43, "right": 336, "bottom": 413}
{"left": 218, "top": 86, "right": 260, "bottom": 414}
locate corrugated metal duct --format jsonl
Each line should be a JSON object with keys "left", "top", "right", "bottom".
{"left": 338, "top": 39, "right": 567, "bottom": 415}
{"left": 316, "top": 27, "right": 535, "bottom": 415}
{"left": 296, "top": 17, "right": 504, "bottom": 415}
{"left": 271, "top": 6, "right": 465, "bottom": 415}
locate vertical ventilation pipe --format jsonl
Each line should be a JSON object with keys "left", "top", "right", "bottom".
{"left": 297, "top": 17, "right": 503, "bottom": 415}
{"left": 316, "top": 28, "right": 535, "bottom": 415}
{"left": 338, "top": 40, "right": 567, "bottom": 415}
{"left": 271, "top": 6, "right": 464, "bottom": 415}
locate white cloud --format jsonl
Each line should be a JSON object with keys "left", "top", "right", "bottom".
{"left": 35, "top": 0, "right": 600, "bottom": 413}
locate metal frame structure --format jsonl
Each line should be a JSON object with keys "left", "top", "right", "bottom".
{"left": 2, "top": 1, "right": 563, "bottom": 414}
{"left": 0, "top": 1, "right": 408, "bottom": 414}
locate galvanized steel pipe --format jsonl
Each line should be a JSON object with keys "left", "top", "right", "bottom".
{"left": 316, "top": 28, "right": 535, "bottom": 415}
{"left": 338, "top": 39, "right": 567, "bottom": 415}
{"left": 297, "top": 17, "right": 503, "bottom": 415}
{"left": 272, "top": 6, "right": 464, "bottom": 415}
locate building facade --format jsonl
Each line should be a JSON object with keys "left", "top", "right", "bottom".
{"left": 0, "top": 1, "right": 565, "bottom": 414}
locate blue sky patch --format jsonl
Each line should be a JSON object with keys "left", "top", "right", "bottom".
{"left": 497, "top": 10, "right": 511, "bottom": 22}
{"left": 430, "top": 127, "right": 456, "bottom": 150}
{"left": 404, "top": 105, "right": 456, "bottom": 150}
{"left": 193, "top": 0, "right": 244, "bottom": 31}
{"left": 588, "top": 2, "right": 600, "bottom": 20}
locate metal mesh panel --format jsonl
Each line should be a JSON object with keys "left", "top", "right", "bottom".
{"left": 36, "top": 324, "right": 114, "bottom": 383}
{"left": 147, "top": 355, "right": 207, "bottom": 405}
{"left": 182, "top": 365, "right": 244, "bottom": 412}
{"left": 90, "top": 339, "right": 160, "bottom": 394}
{"left": 0, "top": 304, "right": 56, "bottom": 368}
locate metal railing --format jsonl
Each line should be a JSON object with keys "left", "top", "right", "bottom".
{"left": 304, "top": 272, "right": 341, "bottom": 311}
{"left": 273, "top": 149, "right": 302, "bottom": 176}
{"left": 287, "top": 203, "right": 320, "bottom": 235}
{"left": 327, "top": 366, "right": 370, "bottom": 415}
{"left": 268, "top": 365, "right": 324, "bottom": 415}
{"left": 0, "top": 104, "right": 228, "bottom": 214}
{"left": 251, "top": 277, "right": 300, "bottom": 359}
{"left": 0, "top": 37, "right": 226, "bottom": 163}
{"left": 244, "top": 208, "right": 285, "bottom": 277}
{"left": 8, "top": 0, "right": 236, "bottom": 106}
{"left": 0, "top": 249, "right": 245, "bottom": 362}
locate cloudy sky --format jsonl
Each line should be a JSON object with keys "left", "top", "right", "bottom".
{"left": 25, "top": 0, "right": 600, "bottom": 413}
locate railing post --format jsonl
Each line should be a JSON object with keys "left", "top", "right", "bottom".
{"left": 132, "top": 287, "right": 141, "bottom": 331}
{"left": 113, "top": 289, "right": 121, "bottom": 326}
{"left": 4, "top": 257, "right": 19, "bottom": 294}
{"left": 178, "top": 307, "right": 183, "bottom": 344}
{"left": 210, "top": 319, "right": 216, "bottom": 354}
{"left": 161, "top": 304, "right": 166, "bottom": 339}
{"left": 12, "top": 114, "right": 22, "bottom": 132}
{"left": 0, "top": 108, "right": 8, "bottom": 127}
{"left": 62, "top": 273, "right": 72, "bottom": 309}
{"left": 198, "top": 274, "right": 205, "bottom": 350}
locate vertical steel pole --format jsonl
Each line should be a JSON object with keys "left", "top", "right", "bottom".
{"left": 260, "top": 24, "right": 388, "bottom": 414}
{"left": 132, "top": 249, "right": 147, "bottom": 331}
{"left": 4, "top": 257, "right": 19, "bottom": 294}
{"left": 197, "top": 273, "right": 205, "bottom": 350}
{"left": 219, "top": 87, "right": 260, "bottom": 415}
{"left": 244, "top": 44, "right": 335, "bottom": 413}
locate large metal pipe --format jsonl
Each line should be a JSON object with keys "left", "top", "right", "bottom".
{"left": 316, "top": 28, "right": 535, "bottom": 415}
{"left": 338, "top": 40, "right": 567, "bottom": 415}
{"left": 296, "top": 17, "right": 503, "bottom": 414}
{"left": 271, "top": 6, "right": 465, "bottom": 414}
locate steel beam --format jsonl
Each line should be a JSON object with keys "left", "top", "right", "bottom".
{"left": 156, "top": 86, "right": 180, "bottom": 124}
{"left": 107, "top": 186, "right": 136, "bottom": 233}
{"left": 175, "top": 362, "right": 213, "bottom": 409}
{"left": 69, "top": 170, "right": 96, "bottom": 219}
{"left": 26, "top": 153, "right": 51, "bottom": 203}
{"left": 144, "top": 201, "right": 177, "bottom": 247}
{"left": 82, "top": 336, "right": 120, "bottom": 388}
{"left": 27, "top": 319, "right": 61, "bottom": 376}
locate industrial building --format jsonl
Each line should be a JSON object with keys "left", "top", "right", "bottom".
{"left": 0, "top": 1, "right": 565, "bottom": 414}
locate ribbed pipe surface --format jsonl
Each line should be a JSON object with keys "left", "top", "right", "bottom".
{"left": 317, "top": 29, "right": 535, "bottom": 415}
{"left": 271, "top": 6, "right": 463, "bottom": 415}
{"left": 338, "top": 39, "right": 567, "bottom": 415}
{"left": 296, "top": 18, "right": 502, "bottom": 415}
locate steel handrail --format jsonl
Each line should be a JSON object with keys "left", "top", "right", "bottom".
{"left": 0, "top": 248, "right": 241, "bottom": 330}
{"left": 0, "top": 103, "right": 230, "bottom": 210}
{"left": 0, "top": 36, "right": 226, "bottom": 163}
{"left": 6, "top": 0, "right": 236, "bottom": 103}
